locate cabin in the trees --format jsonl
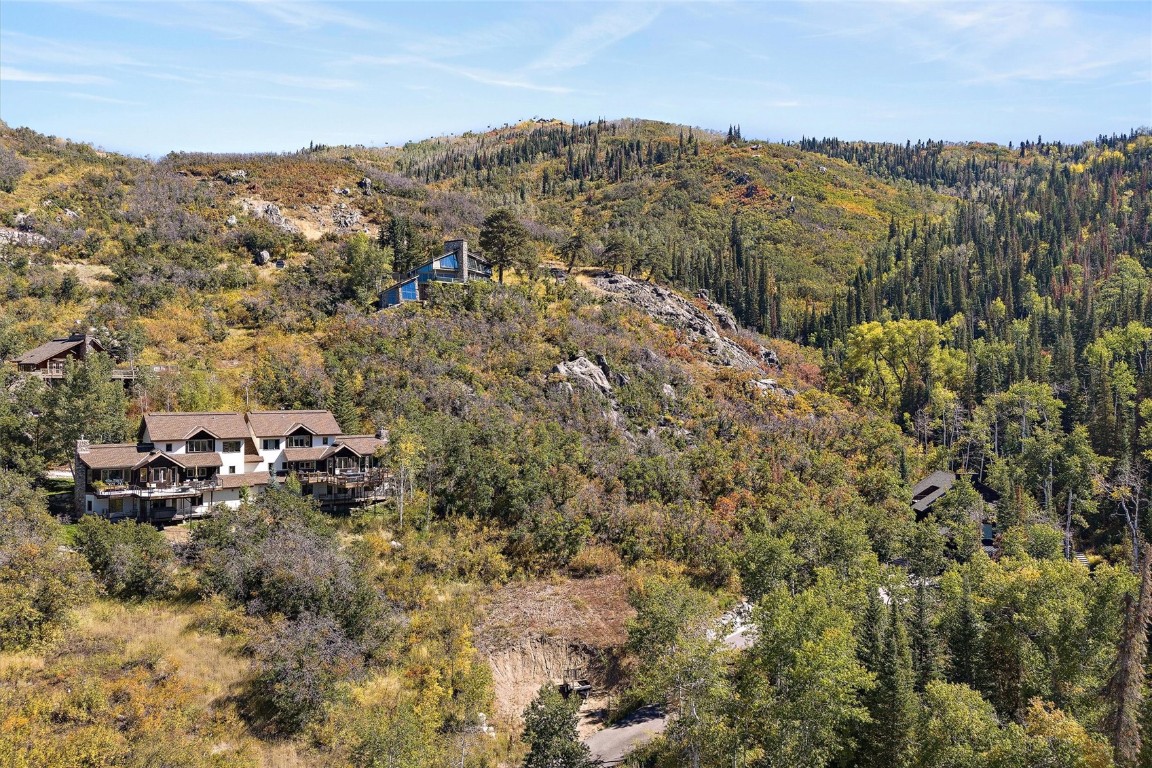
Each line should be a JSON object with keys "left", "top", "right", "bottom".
{"left": 911, "top": 470, "right": 957, "bottom": 520}
{"left": 9, "top": 331, "right": 135, "bottom": 382}
{"left": 74, "top": 409, "right": 389, "bottom": 522}
{"left": 380, "top": 239, "right": 493, "bottom": 308}
{"left": 911, "top": 469, "right": 1001, "bottom": 555}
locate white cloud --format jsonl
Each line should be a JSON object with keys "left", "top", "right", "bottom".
{"left": 66, "top": 92, "right": 142, "bottom": 105}
{"left": 0, "top": 66, "right": 112, "bottom": 85}
{"left": 246, "top": 72, "right": 357, "bottom": 90}
{"left": 352, "top": 54, "right": 573, "bottom": 94}
{"left": 529, "top": 4, "right": 662, "bottom": 73}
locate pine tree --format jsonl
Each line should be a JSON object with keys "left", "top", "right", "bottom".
{"left": 329, "top": 373, "right": 359, "bottom": 434}
{"left": 947, "top": 585, "right": 982, "bottom": 690}
{"left": 863, "top": 601, "right": 917, "bottom": 768}
{"left": 1106, "top": 544, "right": 1152, "bottom": 768}
{"left": 909, "top": 583, "right": 938, "bottom": 692}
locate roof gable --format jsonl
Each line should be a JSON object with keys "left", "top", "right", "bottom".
{"left": 142, "top": 412, "right": 249, "bottom": 441}
{"left": 247, "top": 410, "right": 341, "bottom": 437}
{"left": 12, "top": 334, "right": 103, "bottom": 366}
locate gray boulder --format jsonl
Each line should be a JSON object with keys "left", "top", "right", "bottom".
{"left": 552, "top": 356, "right": 613, "bottom": 397}
{"left": 591, "top": 273, "right": 763, "bottom": 370}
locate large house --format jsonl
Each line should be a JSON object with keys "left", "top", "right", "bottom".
{"left": 10, "top": 331, "right": 136, "bottom": 382}
{"left": 380, "top": 239, "right": 492, "bottom": 308}
{"left": 74, "top": 409, "right": 389, "bottom": 522}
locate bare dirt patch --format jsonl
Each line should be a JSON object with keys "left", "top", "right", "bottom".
{"left": 475, "top": 575, "right": 634, "bottom": 725}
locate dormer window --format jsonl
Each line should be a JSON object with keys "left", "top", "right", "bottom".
{"left": 187, "top": 439, "right": 213, "bottom": 453}
{"left": 287, "top": 435, "right": 312, "bottom": 448}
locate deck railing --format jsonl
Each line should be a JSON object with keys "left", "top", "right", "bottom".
{"left": 93, "top": 476, "right": 222, "bottom": 497}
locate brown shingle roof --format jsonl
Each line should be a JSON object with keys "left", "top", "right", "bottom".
{"left": 284, "top": 447, "right": 331, "bottom": 462}
{"left": 217, "top": 473, "right": 271, "bottom": 489}
{"left": 247, "top": 410, "right": 341, "bottom": 437}
{"left": 143, "top": 412, "right": 250, "bottom": 441}
{"left": 78, "top": 443, "right": 149, "bottom": 470}
{"left": 12, "top": 334, "right": 102, "bottom": 366}
{"left": 335, "top": 435, "right": 388, "bottom": 456}
{"left": 169, "top": 452, "right": 223, "bottom": 469}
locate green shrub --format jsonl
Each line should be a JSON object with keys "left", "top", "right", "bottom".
{"left": 74, "top": 516, "right": 176, "bottom": 600}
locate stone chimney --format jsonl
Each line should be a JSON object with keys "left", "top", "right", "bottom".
{"left": 445, "top": 239, "right": 468, "bottom": 282}
{"left": 73, "top": 438, "right": 90, "bottom": 518}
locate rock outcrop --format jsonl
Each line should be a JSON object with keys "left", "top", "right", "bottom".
{"left": 240, "top": 199, "right": 299, "bottom": 234}
{"left": 0, "top": 227, "right": 50, "bottom": 248}
{"left": 592, "top": 273, "right": 769, "bottom": 371}
{"left": 331, "top": 203, "right": 362, "bottom": 229}
{"left": 553, "top": 356, "right": 613, "bottom": 397}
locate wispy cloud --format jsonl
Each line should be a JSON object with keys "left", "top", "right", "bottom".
{"left": 65, "top": 92, "right": 142, "bottom": 106}
{"left": 352, "top": 54, "right": 572, "bottom": 94}
{"left": 792, "top": 1, "right": 1149, "bottom": 88}
{"left": 529, "top": 4, "right": 662, "bottom": 73}
{"left": 237, "top": 0, "right": 387, "bottom": 32}
{"left": 242, "top": 72, "right": 357, "bottom": 90}
{"left": 0, "top": 66, "right": 112, "bottom": 85}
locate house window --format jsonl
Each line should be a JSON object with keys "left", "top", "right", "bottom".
{"left": 287, "top": 435, "right": 312, "bottom": 448}
{"left": 228, "top": 466, "right": 236, "bottom": 474}
{"left": 222, "top": 440, "right": 241, "bottom": 453}
{"left": 262, "top": 438, "right": 280, "bottom": 450}
{"left": 187, "top": 439, "right": 213, "bottom": 453}
{"left": 165, "top": 443, "right": 173, "bottom": 452}
{"left": 322, "top": 436, "right": 330, "bottom": 445}
{"left": 281, "top": 461, "right": 287, "bottom": 470}
{"left": 87, "top": 500, "right": 92, "bottom": 512}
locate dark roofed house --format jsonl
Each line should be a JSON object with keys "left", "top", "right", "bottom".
{"left": 380, "top": 239, "right": 492, "bottom": 309}
{"left": 10, "top": 332, "right": 135, "bottom": 383}
{"left": 911, "top": 470, "right": 957, "bottom": 519}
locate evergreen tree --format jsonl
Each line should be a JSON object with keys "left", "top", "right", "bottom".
{"left": 328, "top": 373, "right": 359, "bottom": 434}
{"left": 43, "top": 354, "right": 130, "bottom": 471}
{"left": 862, "top": 601, "right": 917, "bottom": 768}
{"left": 909, "top": 583, "right": 939, "bottom": 693}
{"left": 479, "top": 208, "right": 530, "bottom": 284}
{"left": 1106, "top": 544, "right": 1152, "bottom": 767}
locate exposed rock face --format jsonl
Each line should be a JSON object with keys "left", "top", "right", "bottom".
{"left": 592, "top": 272, "right": 766, "bottom": 370}
{"left": 0, "top": 227, "right": 50, "bottom": 248}
{"left": 241, "top": 199, "right": 299, "bottom": 234}
{"left": 331, "top": 203, "right": 362, "bottom": 229}
{"left": 484, "top": 636, "right": 594, "bottom": 723}
{"left": 553, "top": 356, "right": 613, "bottom": 397}
{"left": 748, "top": 378, "right": 797, "bottom": 397}
{"left": 218, "top": 169, "right": 247, "bottom": 183}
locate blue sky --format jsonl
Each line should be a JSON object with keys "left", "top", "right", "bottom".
{"left": 1, "top": 1, "right": 1149, "bottom": 156}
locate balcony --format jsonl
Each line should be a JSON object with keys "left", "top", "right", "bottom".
{"left": 296, "top": 467, "right": 389, "bottom": 488}
{"left": 92, "top": 476, "right": 222, "bottom": 498}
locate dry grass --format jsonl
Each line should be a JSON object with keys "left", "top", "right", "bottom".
{"left": 15, "top": 599, "right": 330, "bottom": 768}
{"left": 475, "top": 573, "right": 634, "bottom": 654}
{"left": 72, "top": 600, "right": 250, "bottom": 702}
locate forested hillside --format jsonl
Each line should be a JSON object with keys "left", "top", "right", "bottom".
{"left": 1, "top": 117, "right": 1151, "bottom": 768}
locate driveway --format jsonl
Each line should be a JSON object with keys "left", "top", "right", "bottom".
{"left": 583, "top": 705, "right": 667, "bottom": 765}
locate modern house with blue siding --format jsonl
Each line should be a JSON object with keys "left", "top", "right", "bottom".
{"left": 380, "top": 239, "right": 492, "bottom": 308}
